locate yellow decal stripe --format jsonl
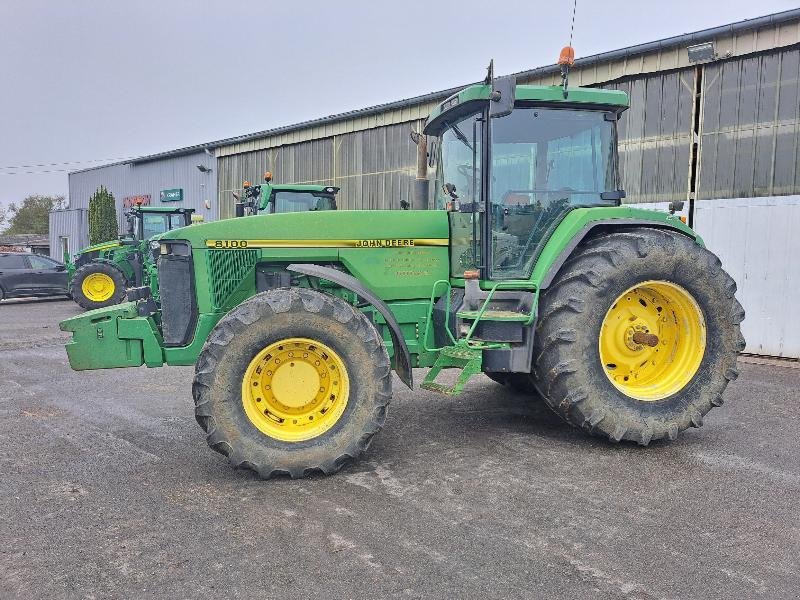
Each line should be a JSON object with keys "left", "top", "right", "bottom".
{"left": 91, "top": 242, "right": 121, "bottom": 252}
{"left": 205, "top": 238, "right": 448, "bottom": 249}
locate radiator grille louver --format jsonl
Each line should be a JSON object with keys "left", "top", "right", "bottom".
{"left": 207, "top": 249, "right": 260, "bottom": 310}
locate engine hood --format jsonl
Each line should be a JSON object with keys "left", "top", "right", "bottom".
{"left": 159, "top": 210, "right": 450, "bottom": 250}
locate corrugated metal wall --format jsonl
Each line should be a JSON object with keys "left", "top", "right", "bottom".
{"left": 217, "top": 69, "right": 701, "bottom": 213}
{"left": 698, "top": 47, "right": 800, "bottom": 199}
{"left": 604, "top": 70, "right": 695, "bottom": 204}
{"left": 48, "top": 208, "right": 88, "bottom": 260}
{"left": 67, "top": 151, "right": 218, "bottom": 228}
{"left": 217, "top": 121, "right": 423, "bottom": 218}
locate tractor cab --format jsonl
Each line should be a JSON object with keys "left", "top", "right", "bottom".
{"left": 235, "top": 172, "right": 338, "bottom": 217}
{"left": 424, "top": 76, "right": 627, "bottom": 281}
{"left": 124, "top": 206, "right": 195, "bottom": 242}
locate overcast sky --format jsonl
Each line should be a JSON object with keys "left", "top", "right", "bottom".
{"left": 0, "top": 0, "right": 796, "bottom": 209}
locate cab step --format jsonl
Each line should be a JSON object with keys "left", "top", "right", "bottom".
{"left": 421, "top": 344, "right": 483, "bottom": 396}
{"left": 457, "top": 309, "right": 531, "bottom": 322}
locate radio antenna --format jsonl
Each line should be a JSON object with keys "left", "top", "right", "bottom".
{"left": 559, "top": 0, "right": 577, "bottom": 98}
{"left": 569, "top": 0, "right": 577, "bottom": 46}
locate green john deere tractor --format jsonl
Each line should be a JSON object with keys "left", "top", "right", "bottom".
{"left": 60, "top": 70, "right": 744, "bottom": 479}
{"left": 67, "top": 206, "right": 195, "bottom": 310}
{"left": 234, "top": 173, "right": 338, "bottom": 217}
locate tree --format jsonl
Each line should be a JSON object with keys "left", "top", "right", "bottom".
{"left": 3, "top": 194, "right": 66, "bottom": 234}
{"left": 88, "top": 186, "right": 118, "bottom": 244}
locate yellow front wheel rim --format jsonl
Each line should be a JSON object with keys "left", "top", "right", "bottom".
{"left": 242, "top": 337, "right": 350, "bottom": 442}
{"left": 81, "top": 273, "right": 116, "bottom": 302}
{"left": 599, "top": 280, "right": 706, "bottom": 401}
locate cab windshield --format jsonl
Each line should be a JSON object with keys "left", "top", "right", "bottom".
{"left": 491, "top": 107, "right": 617, "bottom": 279}
{"left": 140, "top": 213, "right": 186, "bottom": 239}
{"left": 271, "top": 191, "right": 336, "bottom": 213}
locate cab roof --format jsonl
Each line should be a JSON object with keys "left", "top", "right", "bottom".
{"left": 424, "top": 83, "right": 628, "bottom": 135}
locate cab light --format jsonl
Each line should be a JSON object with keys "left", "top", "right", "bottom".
{"left": 558, "top": 46, "right": 575, "bottom": 66}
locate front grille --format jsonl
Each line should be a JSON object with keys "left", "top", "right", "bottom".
{"left": 158, "top": 243, "right": 198, "bottom": 347}
{"left": 207, "top": 249, "right": 259, "bottom": 310}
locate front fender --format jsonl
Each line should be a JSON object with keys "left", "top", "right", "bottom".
{"left": 287, "top": 263, "right": 414, "bottom": 389}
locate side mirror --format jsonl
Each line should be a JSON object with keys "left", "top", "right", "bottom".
{"left": 489, "top": 75, "right": 516, "bottom": 119}
{"left": 668, "top": 201, "right": 685, "bottom": 214}
{"left": 55, "top": 264, "right": 66, "bottom": 271}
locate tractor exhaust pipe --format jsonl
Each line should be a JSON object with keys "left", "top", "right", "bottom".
{"left": 411, "top": 129, "right": 429, "bottom": 210}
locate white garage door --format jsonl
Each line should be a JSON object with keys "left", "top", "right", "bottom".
{"left": 693, "top": 195, "right": 800, "bottom": 358}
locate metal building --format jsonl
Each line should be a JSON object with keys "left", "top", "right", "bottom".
{"left": 48, "top": 208, "right": 87, "bottom": 260}
{"left": 50, "top": 147, "right": 217, "bottom": 260}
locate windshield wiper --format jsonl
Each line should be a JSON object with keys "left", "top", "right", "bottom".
{"left": 446, "top": 121, "right": 473, "bottom": 151}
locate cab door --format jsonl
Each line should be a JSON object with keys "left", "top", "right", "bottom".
{"left": 436, "top": 111, "right": 484, "bottom": 278}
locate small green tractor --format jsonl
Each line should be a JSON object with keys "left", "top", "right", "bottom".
{"left": 67, "top": 206, "right": 195, "bottom": 310}
{"left": 68, "top": 182, "right": 339, "bottom": 310}
{"left": 61, "top": 69, "right": 744, "bottom": 478}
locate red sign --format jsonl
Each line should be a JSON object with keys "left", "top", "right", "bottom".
{"left": 123, "top": 194, "right": 151, "bottom": 208}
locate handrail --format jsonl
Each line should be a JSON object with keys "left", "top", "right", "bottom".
{"left": 463, "top": 282, "right": 500, "bottom": 343}
{"left": 423, "top": 279, "right": 455, "bottom": 352}
{"left": 463, "top": 283, "right": 540, "bottom": 338}
{"left": 425, "top": 279, "right": 540, "bottom": 351}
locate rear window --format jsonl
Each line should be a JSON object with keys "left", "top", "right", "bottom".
{"left": 0, "top": 254, "right": 27, "bottom": 269}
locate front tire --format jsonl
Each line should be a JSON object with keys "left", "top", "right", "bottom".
{"left": 193, "top": 288, "right": 392, "bottom": 479}
{"left": 70, "top": 262, "right": 127, "bottom": 310}
{"left": 531, "top": 228, "right": 745, "bottom": 445}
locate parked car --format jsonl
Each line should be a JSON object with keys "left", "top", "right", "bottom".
{"left": 0, "top": 252, "right": 70, "bottom": 300}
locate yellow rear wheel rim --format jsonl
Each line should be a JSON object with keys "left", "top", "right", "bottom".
{"left": 81, "top": 272, "right": 116, "bottom": 302}
{"left": 242, "top": 337, "right": 350, "bottom": 442}
{"left": 599, "top": 280, "right": 706, "bottom": 401}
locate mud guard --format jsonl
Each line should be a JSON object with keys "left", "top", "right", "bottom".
{"left": 287, "top": 263, "right": 414, "bottom": 389}
{"left": 539, "top": 219, "right": 698, "bottom": 289}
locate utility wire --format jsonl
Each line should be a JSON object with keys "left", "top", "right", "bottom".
{"left": 0, "top": 156, "right": 139, "bottom": 172}
{"left": 0, "top": 168, "right": 76, "bottom": 175}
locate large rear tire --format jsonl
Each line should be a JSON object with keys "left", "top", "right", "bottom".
{"left": 530, "top": 228, "right": 745, "bottom": 445}
{"left": 193, "top": 288, "right": 392, "bottom": 479}
{"left": 70, "top": 261, "right": 127, "bottom": 310}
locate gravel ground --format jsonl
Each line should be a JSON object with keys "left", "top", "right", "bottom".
{"left": 1, "top": 298, "right": 798, "bottom": 599}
